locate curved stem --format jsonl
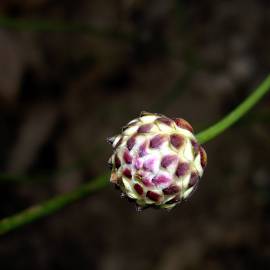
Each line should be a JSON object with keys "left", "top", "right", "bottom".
{"left": 0, "top": 75, "right": 270, "bottom": 235}
{"left": 0, "top": 16, "right": 133, "bottom": 40}
{"left": 0, "top": 174, "right": 108, "bottom": 235}
{"left": 196, "top": 75, "right": 270, "bottom": 144}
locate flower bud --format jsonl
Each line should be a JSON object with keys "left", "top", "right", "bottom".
{"left": 108, "top": 112, "right": 207, "bottom": 210}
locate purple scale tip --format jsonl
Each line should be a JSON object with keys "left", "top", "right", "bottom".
{"left": 152, "top": 174, "right": 171, "bottom": 187}
{"left": 143, "top": 158, "right": 156, "bottom": 172}
{"left": 134, "top": 183, "right": 144, "bottom": 195}
{"left": 188, "top": 172, "right": 199, "bottom": 188}
{"left": 170, "top": 134, "right": 184, "bottom": 149}
{"left": 114, "top": 155, "right": 121, "bottom": 169}
{"left": 174, "top": 118, "right": 194, "bottom": 133}
{"left": 157, "top": 117, "right": 173, "bottom": 126}
{"left": 163, "top": 184, "right": 180, "bottom": 195}
{"left": 191, "top": 140, "right": 199, "bottom": 156}
{"left": 150, "top": 134, "right": 167, "bottom": 148}
{"left": 141, "top": 177, "right": 154, "bottom": 187}
{"left": 161, "top": 155, "right": 178, "bottom": 168}
{"left": 127, "top": 136, "right": 136, "bottom": 151}
{"left": 137, "top": 124, "right": 153, "bottom": 133}
{"left": 123, "top": 150, "right": 133, "bottom": 164}
{"left": 146, "top": 191, "right": 161, "bottom": 202}
{"left": 199, "top": 146, "right": 207, "bottom": 168}
{"left": 134, "top": 158, "right": 143, "bottom": 170}
{"left": 175, "top": 162, "right": 190, "bottom": 177}
{"left": 138, "top": 142, "right": 148, "bottom": 157}
{"left": 123, "top": 168, "right": 132, "bottom": 178}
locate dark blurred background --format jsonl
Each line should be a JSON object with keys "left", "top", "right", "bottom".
{"left": 0, "top": 0, "right": 270, "bottom": 269}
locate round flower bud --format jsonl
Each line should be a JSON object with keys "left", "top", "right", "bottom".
{"left": 107, "top": 112, "right": 207, "bottom": 210}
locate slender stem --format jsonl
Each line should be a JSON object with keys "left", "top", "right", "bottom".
{"left": 0, "top": 75, "right": 270, "bottom": 235}
{"left": 196, "top": 75, "right": 270, "bottom": 144}
{"left": 0, "top": 16, "right": 133, "bottom": 40}
{"left": 0, "top": 144, "right": 105, "bottom": 184}
{"left": 0, "top": 174, "right": 108, "bottom": 235}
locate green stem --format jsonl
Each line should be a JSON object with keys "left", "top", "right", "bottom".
{"left": 0, "top": 75, "right": 270, "bottom": 235}
{"left": 0, "top": 144, "right": 105, "bottom": 184}
{"left": 0, "top": 16, "right": 133, "bottom": 40}
{"left": 0, "top": 174, "right": 108, "bottom": 235}
{"left": 196, "top": 75, "right": 270, "bottom": 144}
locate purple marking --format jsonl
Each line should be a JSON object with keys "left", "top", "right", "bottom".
{"left": 161, "top": 155, "right": 178, "bottom": 168}
{"left": 174, "top": 118, "right": 193, "bottom": 132}
{"left": 152, "top": 174, "right": 171, "bottom": 187}
{"left": 146, "top": 191, "right": 161, "bottom": 202}
{"left": 114, "top": 155, "right": 121, "bottom": 169}
{"left": 191, "top": 140, "right": 199, "bottom": 156}
{"left": 123, "top": 150, "right": 132, "bottom": 164}
{"left": 163, "top": 184, "right": 180, "bottom": 195}
{"left": 134, "top": 158, "right": 143, "bottom": 170}
{"left": 143, "top": 158, "right": 156, "bottom": 172}
{"left": 127, "top": 136, "right": 136, "bottom": 151}
{"left": 170, "top": 134, "right": 184, "bottom": 149}
{"left": 137, "top": 124, "right": 153, "bottom": 133}
{"left": 134, "top": 183, "right": 144, "bottom": 195}
{"left": 157, "top": 117, "right": 173, "bottom": 126}
{"left": 150, "top": 134, "right": 166, "bottom": 148}
{"left": 188, "top": 172, "right": 199, "bottom": 188}
{"left": 199, "top": 146, "right": 207, "bottom": 168}
{"left": 142, "top": 177, "right": 154, "bottom": 187}
{"left": 123, "top": 168, "right": 132, "bottom": 178}
{"left": 138, "top": 141, "right": 148, "bottom": 157}
{"left": 175, "top": 162, "right": 189, "bottom": 177}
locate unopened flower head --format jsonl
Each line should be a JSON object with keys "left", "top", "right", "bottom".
{"left": 108, "top": 112, "right": 207, "bottom": 210}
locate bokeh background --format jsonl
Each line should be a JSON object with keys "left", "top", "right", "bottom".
{"left": 0, "top": 0, "right": 270, "bottom": 269}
